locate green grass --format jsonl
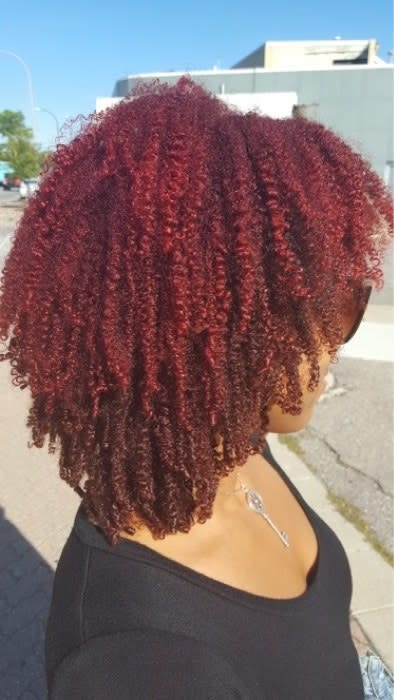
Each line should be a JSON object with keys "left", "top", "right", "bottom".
{"left": 278, "top": 434, "right": 393, "bottom": 567}
{"left": 278, "top": 433, "right": 307, "bottom": 463}
{"left": 327, "top": 492, "right": 393, "bottom": 567}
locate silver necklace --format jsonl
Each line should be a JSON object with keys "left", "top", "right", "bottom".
{"left": 223, "top": 474, "right": 290, "bottom": 548}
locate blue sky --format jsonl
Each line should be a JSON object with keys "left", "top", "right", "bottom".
{"left": 1, "top": 0, "right": 393, "bottom": 149}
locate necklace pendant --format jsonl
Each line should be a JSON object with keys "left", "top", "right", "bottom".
{"left": 245, "top": 488, "right": 266, "bottom": 515}
{"left": 243, "top": 486, "right": 289, "bottom": 548}
{"left": 278, "top": 530, "right": 290, "bottom": 547}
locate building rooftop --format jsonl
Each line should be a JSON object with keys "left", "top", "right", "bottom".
{"left": 232, "top": 38, "right": 385, "bottom": 69}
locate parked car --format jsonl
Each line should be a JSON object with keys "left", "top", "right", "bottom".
{"left": 1, "top": 173, "right": 21, "bottom": 190}
{"left": 19, "top": 178, "right": 39, "bottom": 198}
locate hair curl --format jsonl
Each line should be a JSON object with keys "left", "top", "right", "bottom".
{"left": 0, "top": 78, "right": 392, "bottom": 543}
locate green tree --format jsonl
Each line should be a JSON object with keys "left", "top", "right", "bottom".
{"left": 4, "top": 136, "right": 44, "bottom": 179}
{"left": 0, "top": 109, "right": 29, "bottom": 138}
{"left": 0, "top": 109, "right": 45, "bottom": 179}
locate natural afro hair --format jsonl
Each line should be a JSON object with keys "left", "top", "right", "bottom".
{"left": 0, "top": 77, "right": 392, "bottom": 543}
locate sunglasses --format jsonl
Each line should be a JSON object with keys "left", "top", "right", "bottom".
{"left": 342, "top": 284, "right": 372, "bottom": 344}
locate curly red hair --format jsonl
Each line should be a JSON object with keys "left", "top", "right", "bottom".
{"left": 0, "top": 78, "right": 392, "bottom": 543}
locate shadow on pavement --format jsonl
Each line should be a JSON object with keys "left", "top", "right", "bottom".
{"left": 1, "top": 505, "right": 53, "bottom": 699}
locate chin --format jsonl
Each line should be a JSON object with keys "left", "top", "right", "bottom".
{"left": 267, "top": 403, "right": 316, "bottom": 434}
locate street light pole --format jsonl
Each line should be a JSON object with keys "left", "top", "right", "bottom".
{"left": 35, "top": 106, "right": 60, "bottom": 139}
{"left": 0, "top": 49, "right": 36, "bottom": 141}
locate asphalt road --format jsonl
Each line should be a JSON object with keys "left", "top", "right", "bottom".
{"left": 0, "top": 189, "right": 20, "bottom": 209}
{"left": 0, "top": 193, "right": 22, "bottom": 267}
{"left": 295, "top": 357, "right": 393, "bottom": 553}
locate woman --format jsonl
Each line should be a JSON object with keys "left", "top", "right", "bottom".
{"left": 0, "top": 78, "right": 392, "bottom": 699}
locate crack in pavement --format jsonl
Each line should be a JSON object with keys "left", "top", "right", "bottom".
{"left": 307, "top": 425, "right": 391, "bottom": 497}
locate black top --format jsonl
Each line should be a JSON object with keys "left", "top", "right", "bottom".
{"left": 45, "top": 443, "right": 364, "bottom": 699}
